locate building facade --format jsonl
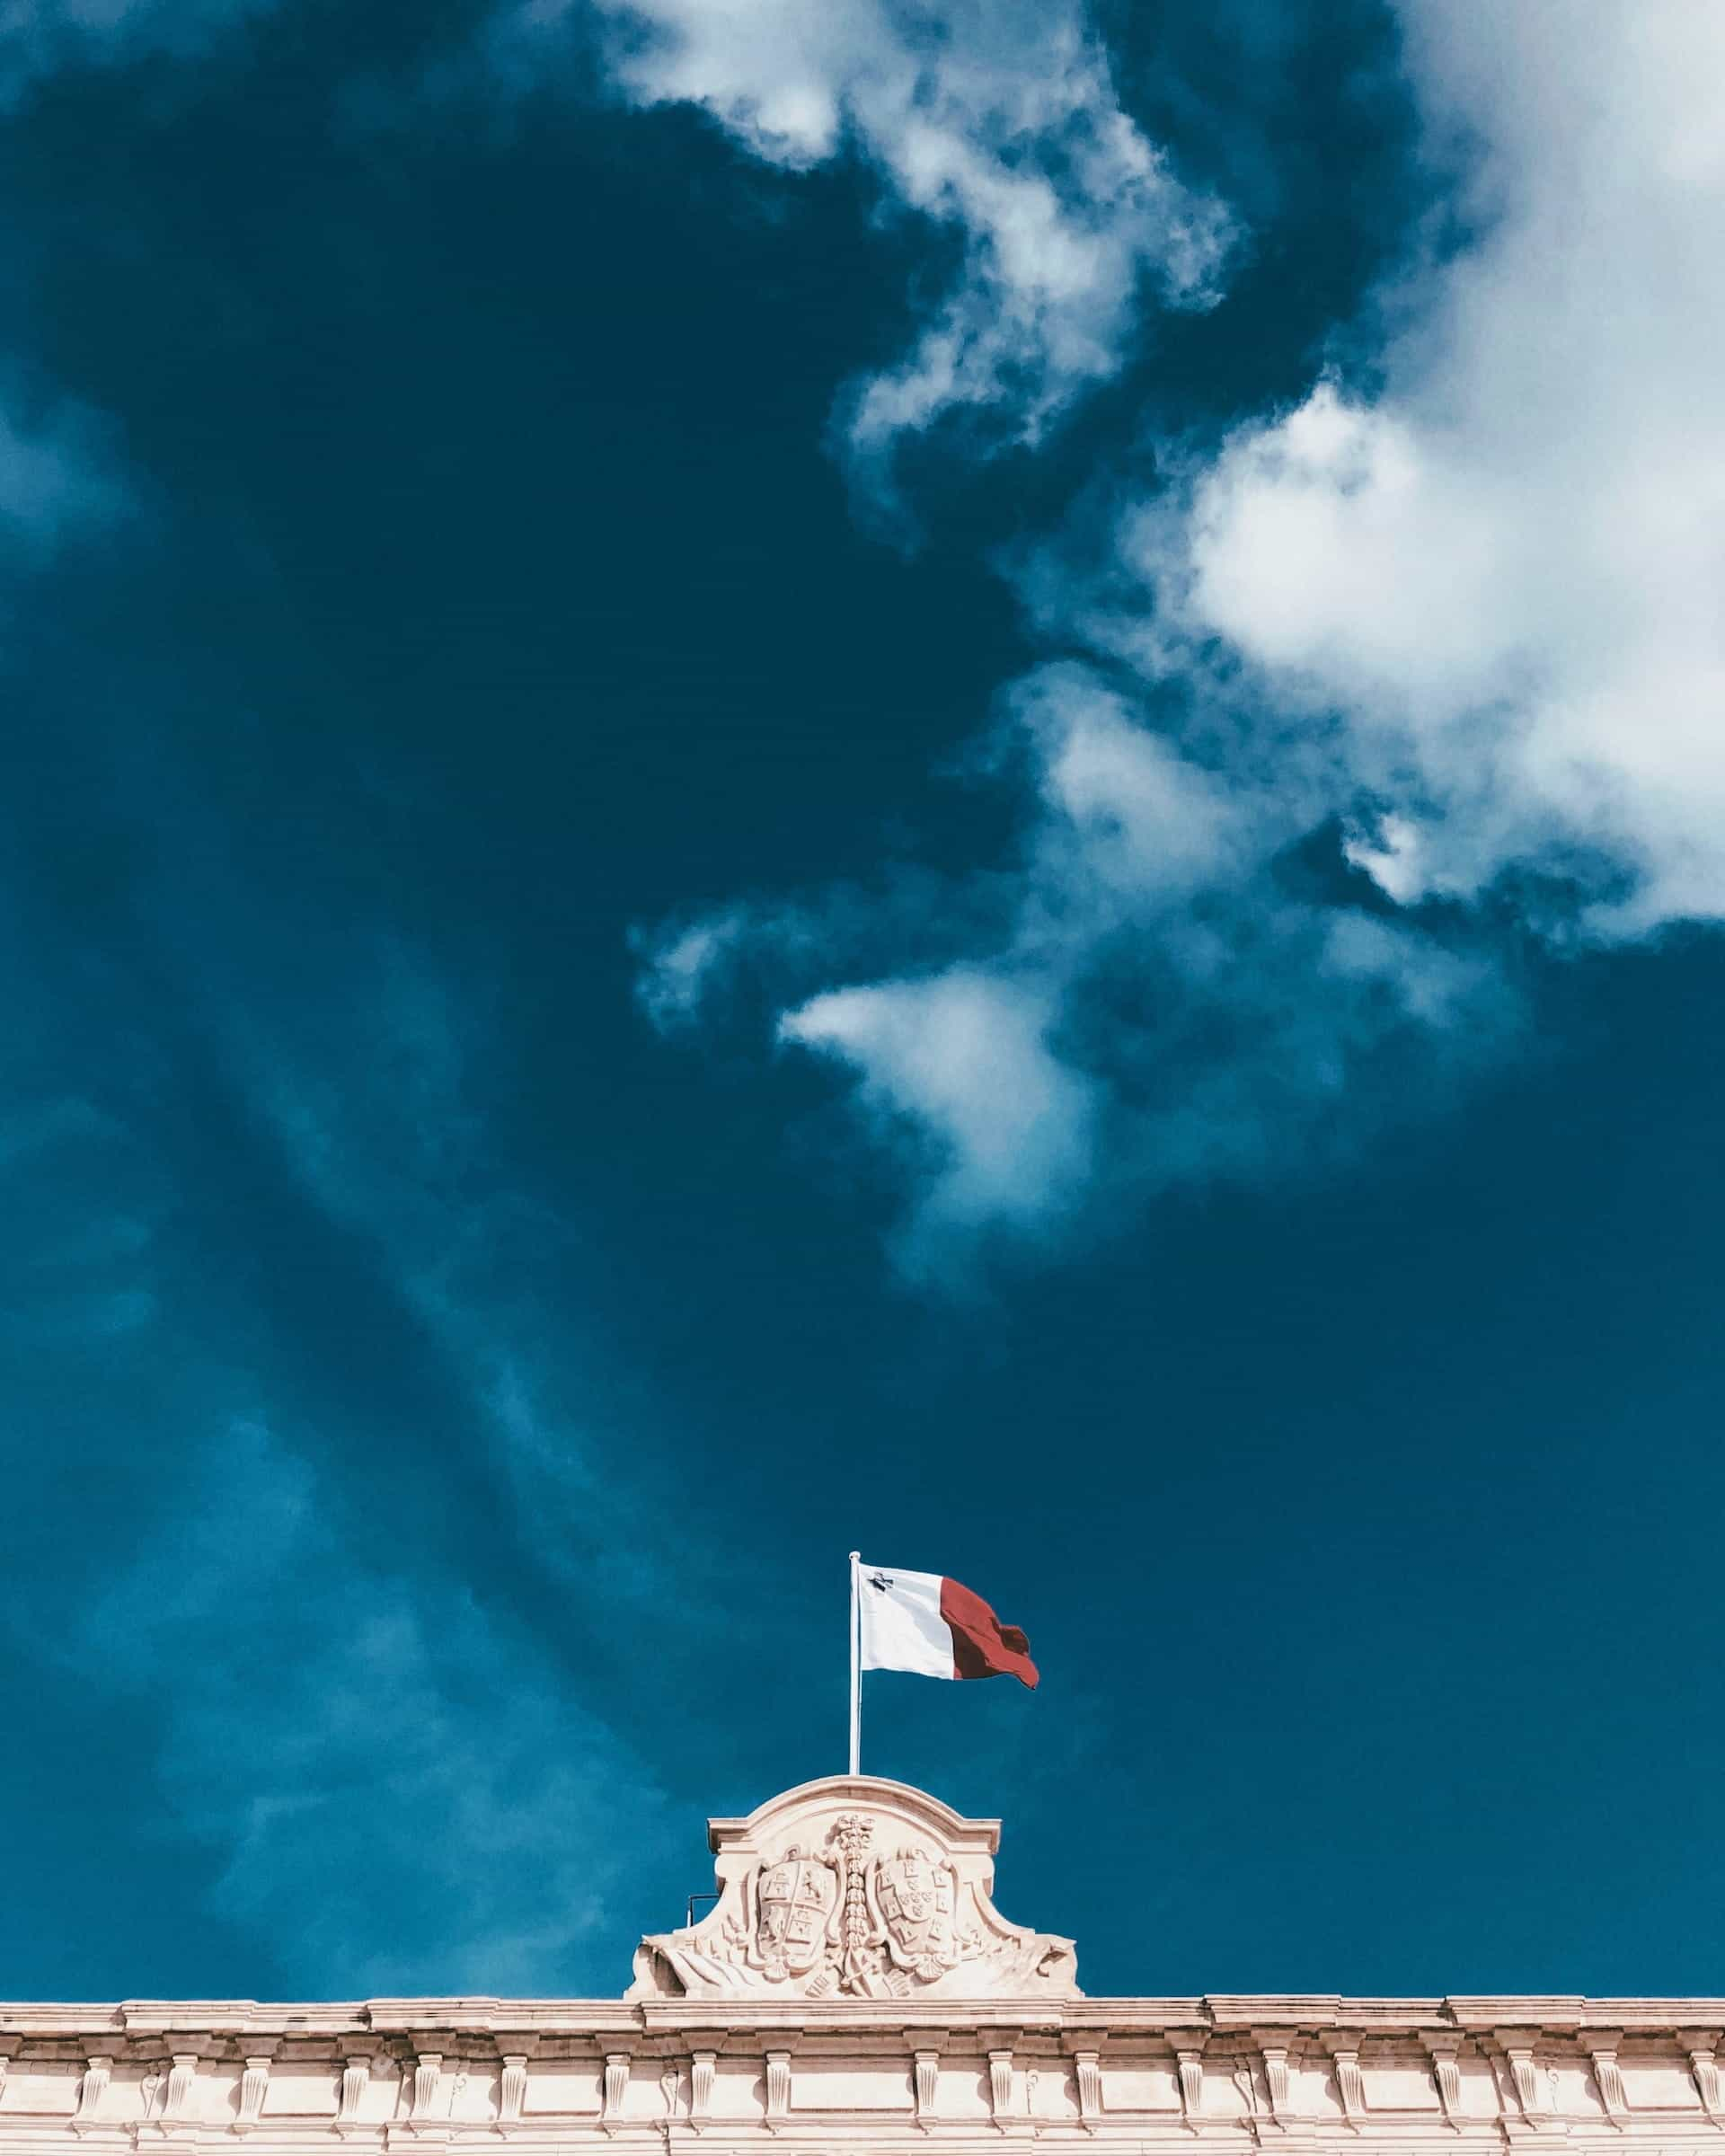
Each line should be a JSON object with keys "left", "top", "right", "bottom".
{"left": 4, "top": 1777, "right": 1721, "bottom": 2156}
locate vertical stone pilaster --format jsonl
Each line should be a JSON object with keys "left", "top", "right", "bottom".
{"left": 1581, "top": 2035, "right": 1627, "bottom": 2123}
{"left": 1422, "top": 2036, "right": 1464, "bottom": 2128}
{"left": 336, "top": 2055, "right": 371, "bottom": 2135}
{"left": 1175, "top": 2044, "right": 1207, "bottom": 2126}
{"left": 602, "top": 2054, "right": 632, "bottom": 2135}
{"left": 1252, "top": 2034, "right": 1293, "bottom": 2123}
{"left": 763, "top": 2051, "right": 790, "bottom": 2131}
{"left": 686, "top": 2052, "right": 714, "bottom": 2131}
{"left": 234, "top": 2055, "right": 271, "bottom": 2134}
{"left": 163, "top": 2054, "right": 200, "bottom": 2125}
{"left": 913, "top": 2050, "right": 941, "bottom": 2130}
{"left": 411, "top": 2054, "right": 444, "bottom": 2125}
{"left": 988, "top": 2049, "right": 1015, "bottom": 2128}
{"left": 1685, "top": 2039, "right": 1725, "bottom": 2122}
{"left": 1492, "top": 2034, "right": 1544, "bottom": 2121}
{"left": 74, "top": 2057, "right": 112, "bottom": 2135}
{"left": 1322, "top": 2037, "right": 1364, "bottom": 2126}
{"left": 1072, "top": 2051, "right": 1102, "bottom": 2131}
{"left": 498, "top": 2058, "right": 528, "bottom": 2126}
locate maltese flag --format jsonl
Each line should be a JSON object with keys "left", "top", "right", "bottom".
{"left": 858, "top": 1564, "right": 1039, "bottom": 1689}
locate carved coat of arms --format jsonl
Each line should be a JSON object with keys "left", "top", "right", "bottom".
{"left": 626, "top": 1777, "right": 1080, "bottom": 2002}
{"left": 867, "top": 1849, "right": 965, "bottom": 1981}
{"left": 750, "top": 1846, "right": 839, "bottom": 1981}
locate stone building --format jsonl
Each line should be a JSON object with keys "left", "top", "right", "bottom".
{"left": 4, "top": 1776, "right": 1721, "bottom": 2156}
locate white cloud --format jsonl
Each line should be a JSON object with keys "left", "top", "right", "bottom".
{"left": 637, "top": 1, "right": 1725, "bottom": 1265}
{"left": 1011, "top": 665, "right": 1247, "bottom": 904}
{"left": 646, "top": 658, "right": 1509, "bottom": 1265}
{"left": 564, "top": 0, "right": 1234, "bottom": 486}
{"left": 781, "top": 967, "right": 1095, "bottom": 1259}
{"left": 1161, "top": 0, "right": 1725, "bottom": 932}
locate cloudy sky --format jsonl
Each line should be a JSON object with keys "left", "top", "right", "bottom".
{"left": 5, "top": 0, "right": 1725, "bottom": 2001}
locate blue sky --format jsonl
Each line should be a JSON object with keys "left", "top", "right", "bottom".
{"left": 5, "top": 0, "right": 1725, "bottom": 2002}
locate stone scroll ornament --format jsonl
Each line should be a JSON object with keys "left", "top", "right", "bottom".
{"left": 627, "top": 1776, "right": 1079, "bottom": 2001}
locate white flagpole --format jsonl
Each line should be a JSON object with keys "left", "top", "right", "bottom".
{"left": 847, "top": 1550, "right": 862, "bottom": 1776}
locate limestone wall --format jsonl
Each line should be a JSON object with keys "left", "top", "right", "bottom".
{"left": 3, "top": 1996, "right": 1725, "bottom": 2154}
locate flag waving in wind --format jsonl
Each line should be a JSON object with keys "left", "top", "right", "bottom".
{"left": 857, "top": 1562, "right": 1039, "bottom": 1689}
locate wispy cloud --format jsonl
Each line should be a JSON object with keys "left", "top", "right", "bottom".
{"left": 0, "top": 711, "right": 787, "bottom": 1981}
{"left": 0, "top": 388, "right": 127, "bottom": 543}
{"left": 219, "top": 936, "right": 749, "bottom": 1622}
{"left": 633, "top": 0, "right": 1725, "bottom": 1273}
{"left": 511, "top": 0, "right": 1234, "bottom": 508}
{"left": 0, "top": 0, "right": 271, "bottom": 106}
{"left": 781, "top": 968, "right": 1098, "bottom": 1260}
{"left": 641, "top": 661, "right": 1513, "bottom": 1274}
{"left": 0, "top": 903, "right": 711, "bottom": 1989}
{"left": 68, "top": 1416, "right": 675, "bottom": 1993}
{"left": 1147, "top": 1, "right": 1725, "bottom": 933}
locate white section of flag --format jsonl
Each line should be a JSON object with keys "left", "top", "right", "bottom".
{"left": 857, "top": 1562, "right": 955, "bottom": 1680}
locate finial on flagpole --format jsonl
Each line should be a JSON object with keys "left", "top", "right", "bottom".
{"left": 847, "top": 1551, "right": 862, "bottom": 1777}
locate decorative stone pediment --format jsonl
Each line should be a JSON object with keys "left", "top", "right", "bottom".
{"left": 625, "top": 1773, "right": 1081, "bottom": 2001}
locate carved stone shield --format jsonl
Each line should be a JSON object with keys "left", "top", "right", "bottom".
{"left": 869, "top": 1850, "right": 964, "bottom": 1980}
{"left": 753, "top": 1847, "right": 838, "bottom": 1980}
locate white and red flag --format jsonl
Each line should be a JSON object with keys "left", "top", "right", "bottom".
{"left": 856, "top": 1561, "right": 1039, "bottom": 1689}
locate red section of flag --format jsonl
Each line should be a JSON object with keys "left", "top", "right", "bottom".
{"left": 940, "top": 1575, "right": 1039, "bottom": 1689}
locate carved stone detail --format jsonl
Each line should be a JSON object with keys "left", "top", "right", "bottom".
{"left": 763, "top": 2053, "right": 790, "bottom": 2130}
{"left": 1491, "top": 2035, "right": 1544, "bottom": 2121}
{"left": 17, "top": 1997, "right": 1725, "bottom": 2156}
{"left": 1176, "top": 2048, "right": 1206, "bottom": 2124}
{"left": 1423, "top": 2037, "right": 1464, "bottom": 2126}
{"left": 686, "top": 2054, "right": 714, "bottom": 2131}
{"left": 336, "top": 2057, "right": 370, "bottom": 2135}
{"left": 411, "top": 2056, "right": 444, "bottom": 2124}
{"left": 628, "top": 1777, "right": 1078, "bottom": 2001}
{"left": 1583, "top": 2037, "right": 1628, "bottom": 2122}
{"left": 1073, "top": 2051, "right": 1102, "bottom": 2130}
{"left": 234, "top": 2058, "right": 270, "bottom": 2134}
{"left": 602, "top": 2055, "right": 631, "bottom": 2135}
{"left": 1255, "top": 2040, "right": 1291, "bottom": 2122}
{"left": 914, "top": 2052, "right": 941, "bottom": 2129}
{"left": 498, "top": 2060, "right": 528, "bottom": 2126}
{"left": 74, "top": 2058, "right": 112, "bottom": 2135}
{"left": 988, "top": 2050, "right": 1015, "bottom": 2127}
{"left": 1502, "top": 2042, "right": 1544, "bottom": 2117}
{"left": 164, "top": 2056, "right": 200, "bottom": 2125}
